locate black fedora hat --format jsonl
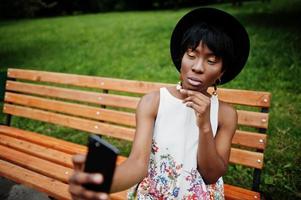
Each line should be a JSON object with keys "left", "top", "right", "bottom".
{"left": 170, "top": 7, "right": 250, "bottom": 84}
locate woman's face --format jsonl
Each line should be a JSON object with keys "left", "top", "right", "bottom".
{"left": 180, "top": 41, "right": 224, "bottom": 93}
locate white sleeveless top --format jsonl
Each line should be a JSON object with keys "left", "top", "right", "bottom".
{"left": 128, "top": 87, "right": 224, "bottom": 200}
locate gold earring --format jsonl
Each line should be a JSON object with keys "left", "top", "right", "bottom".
{"left": 212, "top": 78, "right": 221, "bottom": 96}
{"left": 213, "top": 84, "right": 217, "bottom": 96}
{"left": 176, "top": 81, "right": 182, "bottom": 91}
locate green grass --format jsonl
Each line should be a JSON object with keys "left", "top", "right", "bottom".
{"left": 0, "top": 0, "right": 300, "bottom": 199}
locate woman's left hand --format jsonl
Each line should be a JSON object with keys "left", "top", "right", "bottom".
{"left": 180, "top": 89, "right": 211, "bottom": 128}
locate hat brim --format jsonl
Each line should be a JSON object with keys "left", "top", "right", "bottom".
{"left": 170, "top": 7, "right": 250, "bottom": 84}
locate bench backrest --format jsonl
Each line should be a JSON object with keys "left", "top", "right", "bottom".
{"left": 1, "top": 68, "right": 271, "bottom": 191}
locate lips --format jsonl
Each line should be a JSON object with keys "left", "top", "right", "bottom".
{"left": 187, "top": 77, "right": 203, "bottom": 86}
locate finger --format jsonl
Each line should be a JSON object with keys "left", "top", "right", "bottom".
{"left": 72, "top": 154, "right": 86, "bottom": 171}
{"left": 185, "top": 100, "right": 206, "bottom": 113}
{"left": 69, "top": 183, "right": 109, "bottom": 200}
{"left": 82, "top": 190, "right": 109, "bottom": 200}
{"left": 180, "top": 88, "right": 209, "bottom": 100}
{"left": 185, "top": 101, "right": 198, "bottom": 109}
{"left": 69, "top": 183, "right": 85, "bottom": 199}
{"left": 183, "top": 95, "right": 208, "bottom": 104}
{"left": 187, "top": 103, "right": 203, "bottom": 118}
{"left": 179, "top": 88, "right": 196, "bottom": 96}
{"left": 184, "top": 97, "right": 211, "bottom": 114}
{"left": 69, "top": 172, "right": 103, "bottom": 185}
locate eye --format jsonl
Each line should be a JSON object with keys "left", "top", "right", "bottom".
{"left": 186, "top": 51, "right": 196, "bottom": 59}
{"left": 207, "top": 56, "right": 219, "bottom": 65}
{"left": 207, "top": 59, "right": 217, "bottom": 65}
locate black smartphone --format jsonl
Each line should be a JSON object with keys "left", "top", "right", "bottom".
{"left": 83, "top": 134, "right": 119, "bottom": 193}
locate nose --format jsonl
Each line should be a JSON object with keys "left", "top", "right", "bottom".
{"left": 191, "top": 58, "right": 204, "bottom": 73}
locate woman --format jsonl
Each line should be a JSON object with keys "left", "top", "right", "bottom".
{"left": 69, "top": 7, "right": 250, "bottom": 200}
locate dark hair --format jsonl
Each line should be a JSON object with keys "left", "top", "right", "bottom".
{"left": 180, "top": 23, "right": 234, "bottom": 72}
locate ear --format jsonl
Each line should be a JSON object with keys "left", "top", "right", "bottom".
{"left": 213, "top": 71, "right": 224, "bottom": 86}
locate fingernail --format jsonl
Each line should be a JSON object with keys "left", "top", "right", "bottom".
{"left": 93, "top": 174, "right": 102, "bottom": 183}
{"left": 98, "top": 193, "right": 108, "bottom": 199}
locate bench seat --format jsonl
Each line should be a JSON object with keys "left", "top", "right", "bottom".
{"left": 0, "top": 125, "right": 260, "bottom": 200}
{"left": 0, "top": 68, "right": 270, "bottom": 200}
{"left": 0, "top": 125, "right": 127, "bottom": 200}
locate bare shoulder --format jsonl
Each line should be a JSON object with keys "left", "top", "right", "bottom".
{"left": 218, "top": 101, "right": 238, "bottom": 131}
{"left": 139, "top": 90, "right": 160, "bottom": 108}
{"left": 137, "top": 90, "right": 160, "bottom": 117}
{"left": 140, "top": 90, "right": 160, "bottom": 104}
{"left": 219, "top": 101, "right": 237, "bottom": 118}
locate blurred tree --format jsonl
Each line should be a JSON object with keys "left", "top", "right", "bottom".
{"left": 86, "top": 0, "right": 117, "bottom": 12}
{"left": 0, "top": 0, "right": 56, "bottom": 18}
{"left": 0, "top": 0, "right": 224, "bottom": 19}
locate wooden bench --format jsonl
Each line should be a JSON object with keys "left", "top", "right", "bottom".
{"left": 0, "top": 68, "right": 271, "bottom": 200}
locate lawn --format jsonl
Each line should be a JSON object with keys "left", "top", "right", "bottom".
{"left": 0, "top": 0, "right": 300, "bottom": 199}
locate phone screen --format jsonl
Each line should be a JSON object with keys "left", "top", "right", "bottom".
{"left": 83, "top": 135, "right": 119, "bottom": 192}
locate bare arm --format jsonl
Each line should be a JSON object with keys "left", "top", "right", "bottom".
{"left": 110, "top": 91, "right": 159, "bottom": 192}
{"left": 181, "top": 89, "right": 237, "bottom": 184}
{"left": 68, "top": 91, "right": 159, "bottom": 199}
{"left": 197, "top": 102, "right": 237, "bottom": 184}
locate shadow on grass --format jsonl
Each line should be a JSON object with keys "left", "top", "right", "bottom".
{"left": 237, "top": 5, "right": 301, "bottom": 33}
{"left": 235, "top": 5, "right": 301, "bottom": 93}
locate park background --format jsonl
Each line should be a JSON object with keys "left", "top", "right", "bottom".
{"left": 0, "top": 0, "right": 300, "bottom": 199}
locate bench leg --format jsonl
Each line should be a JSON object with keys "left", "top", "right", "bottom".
{"left": 252, "top": 168, "right": 261, "bottom": 192}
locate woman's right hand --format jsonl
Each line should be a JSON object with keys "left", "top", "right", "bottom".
{"left": 68, "top": 154, "right": 110, "bottom": 200}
